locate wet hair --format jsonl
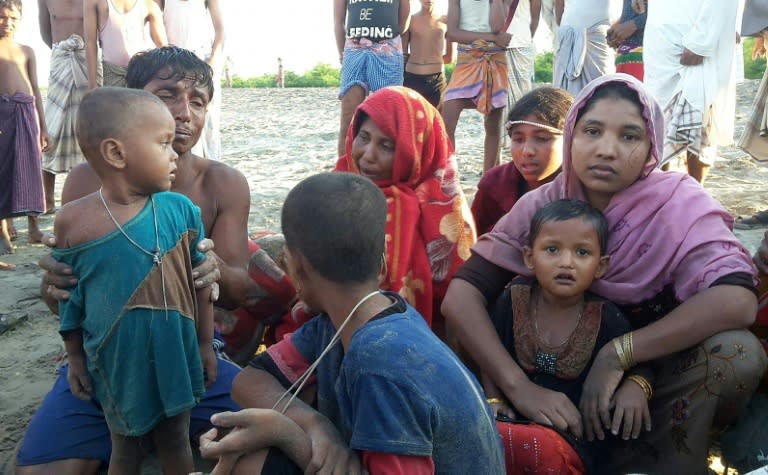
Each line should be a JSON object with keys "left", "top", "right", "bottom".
{"left": 575, "top": 81, "right": 644, "bottom": 125}
{"left": 126, "top": 46, "right": 214, "bottom": 101}
{"left": 282, "top": 173, "right": 387, "bottom": 284}
{"left": 529, "top": 199, "right": 609, "bottom": 255}
{"left": 0, "top": 0, "right": 22, "bottom": 13}
{"left": 76, "top": 87, "right": 167, "bottom": 162}
{"left": 507, "top": 87, "right": 573, "bottom": 131}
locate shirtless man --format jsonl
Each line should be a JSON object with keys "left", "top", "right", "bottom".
{"left": 403, "top": 0, "right": 453, "bottom": 110}
{"left": 0, "top": 0, "right": 48, "bottom": 270}
{"left": 38, "top": 0, "right": 92, "bottom": 213}
{"left": 16, "top": 46, "right": 249, "bottom": 474}
{"left": 84, "top": 0, "right": 166, "bottom": 88}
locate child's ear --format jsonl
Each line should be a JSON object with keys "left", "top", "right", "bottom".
{"left": 101, "top": 138, "right": 126, "bottom": 169}
{"left": 522, "top": 246, "right": 534, "bottom": 270}
{"left": 594, "top": 255, "right": 610, "bottom": 279}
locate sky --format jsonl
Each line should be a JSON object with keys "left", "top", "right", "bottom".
{"left": 15, "top": 0, "right": 560, "bottom": 84}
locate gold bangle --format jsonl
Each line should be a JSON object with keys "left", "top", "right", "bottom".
{"left": 486, "top": 397, "right": 504, "bottom": 405}
{"left": 627, "top": 375, "right": 653, "bottom": 400}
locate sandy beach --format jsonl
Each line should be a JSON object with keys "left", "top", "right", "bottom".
{"left": 2, "top": 80, "right": 768, "bottom": 470}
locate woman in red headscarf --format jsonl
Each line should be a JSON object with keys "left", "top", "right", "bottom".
{"left": 335, "top": 86, "right": 476, "bottom": 338}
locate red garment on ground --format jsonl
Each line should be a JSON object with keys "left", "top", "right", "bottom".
{"left": 335, "top": 87, "right": 476, "bottom": 331}
{"left": 496, "top": 421, "right": 585, "bottom": 475}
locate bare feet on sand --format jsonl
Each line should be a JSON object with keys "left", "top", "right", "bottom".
{"left": 28, "top": 216, "right": 43, "bottom": 244}
{"left": 0, "top": 220, "right": 14, "bottom": 256}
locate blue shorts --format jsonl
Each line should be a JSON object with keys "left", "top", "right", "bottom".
{"left": 16, "top": 356, "right": 241, "bottom": 466}
{"left": 339, "top": 37, "right": 403, "bottom": 98}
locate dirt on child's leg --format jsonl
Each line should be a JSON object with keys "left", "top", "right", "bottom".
{"left": 28, "top": 215, "right": 43, "bottom": 244}
{"left": 152, "top": 411, "right": 194, "bottom": 475}
{"left": 108, "top": 431, "right": 149, "bottom": 475}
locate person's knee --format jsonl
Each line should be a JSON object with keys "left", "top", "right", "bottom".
{"left": 703, "top": 330, "right": 768, "bottom": 385}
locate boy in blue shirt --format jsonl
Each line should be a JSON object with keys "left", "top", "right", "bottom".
{"left": 198, "top": 172, "right": 504, "bottom": 474}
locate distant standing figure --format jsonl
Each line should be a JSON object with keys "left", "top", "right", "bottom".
{"left": 607, "top": 0, "right": 646, "bottom": 81}
{"left": 504, "top": 0, "right": 540, "bottom": 107}
{"left": 38, "top": 0, "right": 101, "bottom": 213}
{"left": 333, "top": 0, "right": 410, "bottom": 157}
{"left": 84, "top": 0, "right": 167, "bottom": 88}
{"left": 402, "top": 0, "right": 453, "bottom": 110}
{"left": 643, "top": 0, "right": 738, "bottom": 183}
{"left": 443, "top": 0, "right": 512, "bottom": 172}
{"left": 158, "top": 0, "right": 225, "bottom": 161}
{"left": 276, "top": 57, "right": 284, "bottom": 88}
{"left": 0, "top": 0, "right": 49, "bottom": 270}
{"left": 552, "top": 0, "right": 614, "bottom": 96}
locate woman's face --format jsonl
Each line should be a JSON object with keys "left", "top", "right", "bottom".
{"left": 509, "top": 114, "right": 563, "bottom": 187}
{"left": 352, "top": 118, "right": 396, "bottom": 182}
{"left": 570, "top": 97, "right": 652, "bottom": 210}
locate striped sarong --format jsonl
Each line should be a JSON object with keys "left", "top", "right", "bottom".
{"left": 0, "top": 93, "right": 45, "bottom": 219}
{"left": 506, "top": 45, "right": 535, "bottom": 109}
{"left": 553, "top": 22, "right": 614, "bottom": 96}
{"left": 738, "top": 61, "right": 768, "bottom": 161}
{"left": 661, "top": 92, "right": 716, "bottom": 167}
{"left": 339, "top": 36, "right": 403, "bottom": 98}
{"left": 102, "top": 61, "right": 128, "bottom": 87}
{"left": 444, "top": 40, "right": 509, "bottom": 115}
{"left": 43, "top": 35, "right": 100, "bottom": 173}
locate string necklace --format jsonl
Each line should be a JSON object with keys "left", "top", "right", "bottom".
{"left": 531, "top": 288, "right": 583, "bottom": 376}
{"left": 273, "top": 290, "right": 382, "bottom": 414}
{"left": 99, "top": 188, "right": 169, "bottom": 320}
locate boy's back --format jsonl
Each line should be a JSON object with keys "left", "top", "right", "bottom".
{"left": 266, "top": 293, "right": 505, "bottom": 473}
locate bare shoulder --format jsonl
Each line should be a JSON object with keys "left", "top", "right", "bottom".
{"left": 62, "top": 163, "right": 101, "bottom": 205}
{"left": 201, "top": 160, "right": 250, "bottom": 204}
{"left": 55, "top": 193, "right": 100, "bottom": 247}
{"left": 19, "top": 44, "right": 36, "bottom": 60}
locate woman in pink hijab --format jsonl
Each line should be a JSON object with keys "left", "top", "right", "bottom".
{"left": 443, "top": 74, "right": 767, "bottom": 473}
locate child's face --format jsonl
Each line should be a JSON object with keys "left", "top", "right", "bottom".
{"left": 0, "top": 6, "right": 20, "bottom": 39}
{"left": 143, "top": 67, "right": 210, "bottom": 156}
{"left": 352, "top": 118, "right": 395, "bottom": 182}
{"left": 124, "top": 103, "right": 178, "bottom": 192}
{"left": 524, "top": 217, "right": 608, "bottom": 300}
{"left": 570, "top": 97, "right": 651, "bottom": 208}
{"left": 510, "top": 114, "right": 563, "bottom": 186}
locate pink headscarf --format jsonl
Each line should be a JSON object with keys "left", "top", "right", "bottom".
{"left": 473, "top": 74, "right": 755, "bottom": 305}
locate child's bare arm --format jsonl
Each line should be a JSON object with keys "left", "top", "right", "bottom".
{"left": 196, "top": 285, "right": 217, "bottom": 387}
{"left": 333, "top": 0, "right": 347, "bottom": 61}
{"left": 146, "top": 0, "right": 167, "bottom": 47}
{"left": 63, "top": 330, "right": 92, "bottom": 400}
{"left": 206, "top": 0, "right": 226, "bottom": 67}
{"left": 83, "top": 0, "right": 99, "bottom": 89}
{"left": 24, "top": 46, "right": 49, "bottom": 152}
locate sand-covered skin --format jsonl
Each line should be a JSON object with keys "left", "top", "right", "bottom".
{"left": 1, "top": 80, "right": 767, "bottom": 470}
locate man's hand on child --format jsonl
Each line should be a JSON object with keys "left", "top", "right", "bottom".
{"left": 192, "top": 238, "right": 221, "bottom": 302}
{"left": 39, "top": 234, "right": 78, "bottom": 302}
{"left": 201, "top": 345, "right": 218, "bottom": 387}
{"left": 610, "top": 380, "right": 651, "bottom": 440}
{"left": 40, "top": 131, "right": 50, "bottom": 153}
{"left": 67, "top": 355, "right": 93, "bottom": 401}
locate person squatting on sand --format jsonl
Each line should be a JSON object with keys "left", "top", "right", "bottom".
{"left": 17, "top": 46, "right": 252, "bottom": 474}
{"left": 197, "top": 172, "right": 505, "bottom": 474}
{"left": 472, "top": 86, "right": 573, "bottom": 235}
{"left": 333, "top": 0, "right": 410, "bottom": 157}
{"left": 0, "top": 0, "right": 49, "bottom": 271}
{"left": 53, "top": 87, "right": 216, "bottom": 474}
{"left": 335, "top": 86, "right": 476, "bottom": 340}
{"left": 441, "top": 74, "right": 768, "bottom": 474}
{"left": 486, "top": 198, "right": 655, "bottom": 473}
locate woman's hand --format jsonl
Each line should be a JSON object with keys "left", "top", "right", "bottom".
{"left": 489, "top": 399, "right": 517, "bottom": 421}
{"left": 610, "top": 379, "right": 651, "bottom": 440}
{"left": 192, "top": 238, "right": 220, "bottom": 302}
{"left": 579, "top": 343, "right": 625, "bottom": 441}
{"left": 507, "top": 379, "right": 584, "bottom": 438}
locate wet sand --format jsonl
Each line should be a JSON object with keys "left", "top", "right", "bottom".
{"left": 1, "top": 80, "right": 767, "bottom": 471}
